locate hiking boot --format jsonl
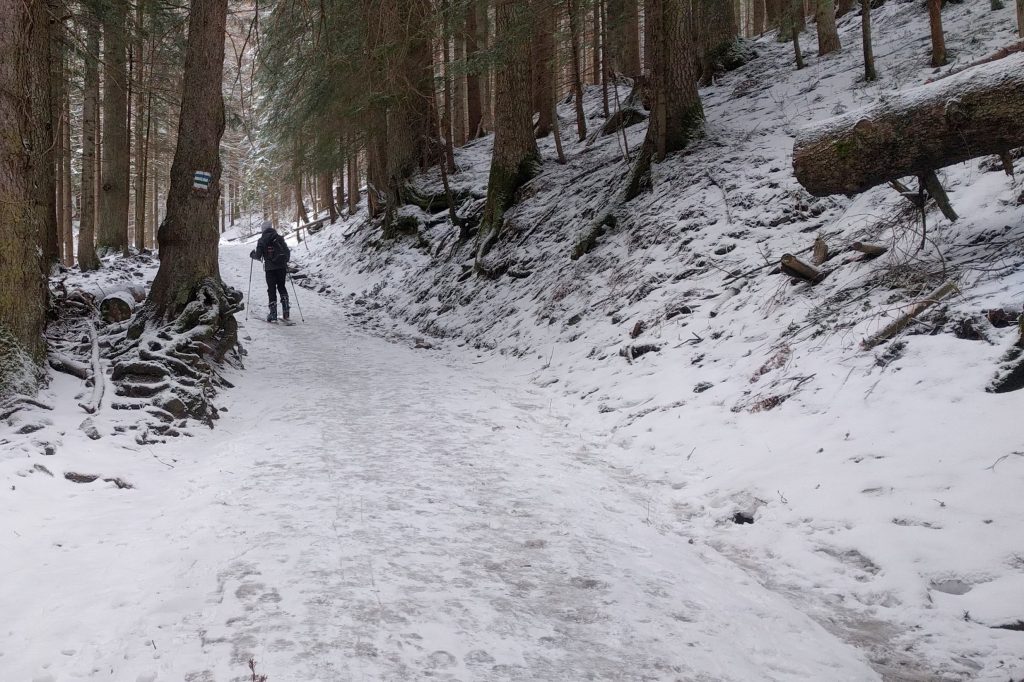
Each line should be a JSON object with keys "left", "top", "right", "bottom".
{"left": 281, "top": 295, "right": 290, "bottom": 321}
{"left": 267, "top": 302, "right": 278, "bottom": 322}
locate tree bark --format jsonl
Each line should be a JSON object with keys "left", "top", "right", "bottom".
{"left": 145, "top": 0, "right": 229, "bottom": 320}
{"left": 698, "top": 0, "right": 738, "bottom": 86}
{"left": 753, "top": 0, "right": 766, "bottom": 35}
{"left": 98, "top": 0, "right": 130, "bottom": 253}
{"left": 52, "top": 7, "right": 66, "bottom": 267}
{"left": 0, "top": 0, "right": 49, "bottom": 376}
{"left": 1018, "top": 0, "right": 1023, "bottom": 39}
{"left": 319, "top": 171, "right": 337, "bottom": 221}
{"left": 33, "top": 0, "right": 57, "bottom": 269}
{"left": 836, "top": 0, "right": 855, "bottom": 17}
{"left": 79, "top": 13, "right": 101, "bottom": 271}
{"left": 861, "top": 0, "right": 877, "bottom": 81}
{"left": 816, "top": 0, "right": 841, "bottom": 56}
{"left": 466, "top": 2, "right": 483, "bottom": 139}
{"left": 132, "top": 1, "right": 149, "bottom": 252}
{"left": 645, "top": 0, "right": 703, "bottom": 161}
{"left": 567, "top": 0, "right": 589, "bottom": 141}
{"left": 928, "top": 0, "right": 947, "bottom": 67}
{"left": 793, "top": 53, "right": 1024, "bottom": 196}
{"left": 476, "top": 0, "right": 541, "bottom": 266}
{"left": 607, "top": 0, "right": 641, "bottom": 77}
{"left": 62, "top": 59, "right": 73, "bottom": 267}
{"left": 347, "top": 152, "right": 359, "bottom": 214}
{"left": 454, "top": 14, "right": 468, "bottom": 146}
{"left": 531, "top": 2, "right": 555, "bottom": 138}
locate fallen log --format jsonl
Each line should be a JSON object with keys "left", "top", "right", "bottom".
{"left": 793, "top": 52, "right": 1024, "bottom": 196}
{"left": 780, "top": 254, "right": 825, "bottom": 283}
{"left": 850, "top": 241, "right": 888, "bottom": 257}
{"left": 862, "top": 280, "right": 958, "bottom": 350}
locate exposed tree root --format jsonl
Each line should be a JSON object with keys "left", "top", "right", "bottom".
{"left": 109, "top": 278, "right": 243, "bottom": 426}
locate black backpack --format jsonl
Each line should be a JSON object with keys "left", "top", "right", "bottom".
{"left": 263, "top": 235, "right": 286, "bottom": 266}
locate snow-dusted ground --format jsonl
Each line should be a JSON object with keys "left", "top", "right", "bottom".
{"left": 3, "top": 245, "right": 885, "bottom": 681}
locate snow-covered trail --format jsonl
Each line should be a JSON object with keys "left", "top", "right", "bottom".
{"left": 3, "top": 245, "right": 880, "bottom": 681}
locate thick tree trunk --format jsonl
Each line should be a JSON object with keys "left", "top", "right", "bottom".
{"left": 607, "top": 0, "right": 641, "bottom": 77}
{"left": 480, "top": 0, "right": 494, "bottom": 134}
{"left": 836, "top": 0, "right": 855, "bottom": 17}
{"left": 765, "top": 0, "right": 781, "bottom": 31}
{"left": 79, "top": 17, "right": 101, "bottom": 271}
{"left": 466, "top": 2, "right": 483, "bottom": 139}
{"left": 476, "top": 0, "right": 541, "bottom": 266}
{"left": 793, "top": 53, "right": 1024, "bottom": 196}
{"left": 816, "top": 0, "right": 841, "bottom": 56}
{"left": 1018, "top": 0, "right": 1023, "bottom": 38}
{"left": 928, "top": 0, "right": 947, "bottom": 67}
{"left": 145, "top": 0, "right": 229, "bottom": 320}
{"left": 698, "top": 0, "right": 738, "bottom": 86}
{"left": 0, "top": 0, "right": 49, "bottom": 378}
{"left": 98, "top": 0, "right": 130, "bottom": 253}
{"left": 861, "top": 0, "right": 877, "bottom": 81}
{"left": 295, "top": 173, "right": 310, "bottom": 224}
{"left": 645, "top": 0, "right": 703, "bottom": 160}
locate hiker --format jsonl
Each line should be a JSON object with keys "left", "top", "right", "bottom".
{"left": 250, "top": 221, "right": 292, "bottom": 322}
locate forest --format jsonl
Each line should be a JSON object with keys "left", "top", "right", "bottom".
{"left": 2, "top": 0, "right": 1024, "bottom": 679}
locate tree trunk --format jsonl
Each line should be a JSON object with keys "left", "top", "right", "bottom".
{"left": 698, "top": 0, "right": 738, "bottom": 86}
{"left": 79, "top": 15, "right": 101, "bottom": 271}
{"left": 98, "top": 0, "right": 130, "bottom": 253}
{"left": 480, "top": 0, "right": 494, "bottom": 134}
{"left": 384, "top": 0, "right": 435, "bottom": 234}
{"left": 645, "top": 0, "right": 703, "bottom": 160}
{"left": 753, "top": 0, "right": 766, "bottom": 35}
{"left": 607, "top": 0, "right": 641, "bottom": 77}
{"left": 928, "top": 0, "right": 947, "bottom": 67}
{"left": 790, "top": 0, "right": 805, "bottom": 68}
{"left": 861, "top": 0, "right": 877, "bottom": 81}
{"left": 53, "top": 12, "right": 66, "bottom": 267}
{"left": 132, "top": 1, "right": 148, "bottom": 252}
{"left": 34, "top": 0, "right": 57, "bottom": 269}
{"left": 567, "top": 0, "right": 589, "bottom": 141}
{"left": 531, "top": 3, "right": 555, "bottom": 138}
{"left": 466, "top": 2, "right": 484, "bottom": 139}
{"left": 144, "top": 0, "right": 229, "bottom": 320}
{"left": 1018, "top": 0, "right": 1023, "bottom": 39}
{"left": 454, "top": 16, "right": 468, "bottom": 146}
{"left": 319, "top": 171, "right": 337, "bottom": 221}
{"left": 476, "top": 0, "right": 541, "bottom": 266}
{"left": 295, "top": 173, "right": 310, "bottom": 224}
{"left": 816, "top": 0, "right": 841, "bottom": 55}
{"left": 591, "top": 1, "right": 601, "bottom": 84}
{"left": 765, "top": 0, "right": 780, "bottom": 30}
{"left": 347, "top": 152, "right": 359, "bottom": 214}
{"left": 62, "top": 61, "right": 73, "bottom": 266}
{"left": 0, "top": 0, "right": 49, "bottom": 378}
{"left": 440, "top": 17, "right": 457, "bottom": 173}
{"left": 793, "top": 52, "right": 1024, "bottom": 196}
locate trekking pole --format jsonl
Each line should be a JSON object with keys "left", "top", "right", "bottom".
{"left": 245, "top": 257, "right": 253, "bottom": 321}
{"left": 288, "top": 274, "right": 305, "bottom": 323}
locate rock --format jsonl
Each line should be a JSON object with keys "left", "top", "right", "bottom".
{"left": 79, "top": 418, "right": 101, "bottom": 440}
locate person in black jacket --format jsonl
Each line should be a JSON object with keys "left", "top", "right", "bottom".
{"left": 250, "top": 221, "right": 292, "bottom": 322}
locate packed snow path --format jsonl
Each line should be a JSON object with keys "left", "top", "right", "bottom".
{"left": 3, "top": 245, "right": 881, "bottom": 681}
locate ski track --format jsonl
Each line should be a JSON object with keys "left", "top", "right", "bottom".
{"left": 2, "top": 245, "right": 880, "bottom": 682}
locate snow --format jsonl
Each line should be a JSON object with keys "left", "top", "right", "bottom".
{"left": 3, "top": 2, "right": 1024, "bottom": 680}
{"left": 2, "top": 245, "right": 883, "bottom": 681}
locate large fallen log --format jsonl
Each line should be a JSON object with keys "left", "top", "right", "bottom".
{"left": 793, "top": 52, "right": 1024, "bottom": 196}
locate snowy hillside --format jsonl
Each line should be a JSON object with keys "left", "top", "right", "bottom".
{"left": 291, "top": 3, "right": 1024, "bottom": 679}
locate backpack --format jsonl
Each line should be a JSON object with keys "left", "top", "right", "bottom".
{"left": 263, "top": 235, "right": 287, "bottom": 266}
